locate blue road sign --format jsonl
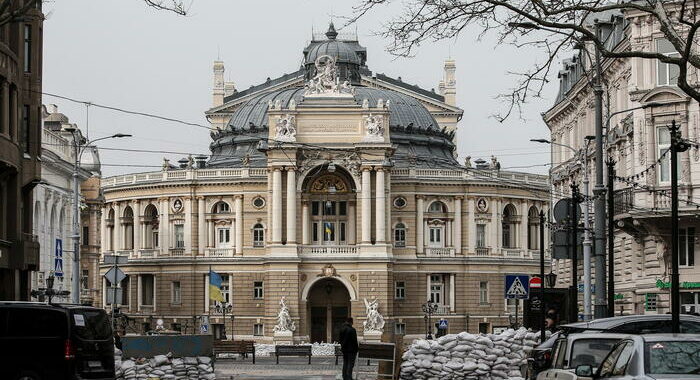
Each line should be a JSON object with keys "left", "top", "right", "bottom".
{"left": 438, "top": 319, "right": 448, "bottom": 329}
{"left": 504, "top": 275, "right": 530, "bottom": 299}
{"left": 54, "top": 238, "right": 63, "bottom": 277}
{"left": 578, "top": 283, "right": 595, "bottom": 293}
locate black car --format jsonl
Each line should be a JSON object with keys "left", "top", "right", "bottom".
{"left": 524, "top": 314, "right": 700, "bottom": 379}
{"left": 0, "top": 302, "right": 115, "bottom": 380}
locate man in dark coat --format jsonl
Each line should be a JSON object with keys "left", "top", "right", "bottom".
{"left": 338, "top": 317, "right": 358, "bottom": 380}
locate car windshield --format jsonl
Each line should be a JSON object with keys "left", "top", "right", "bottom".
{"left": 71, "top": 309, "right": 111, "bottom": 340}
{"left": 645, "top": 341, "right": 700, "bottom": 375}
{"left": 569, "top": 338, "right": 620, "bottom": 368}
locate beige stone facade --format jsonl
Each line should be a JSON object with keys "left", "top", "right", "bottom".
{"left": 544, "top": 8, "right": 700, "bottom": 316}
{"left": 99, "top": 26, "right": 549, "bottom": 341}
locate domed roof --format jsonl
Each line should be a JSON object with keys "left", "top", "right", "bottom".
{"left": 208, "top": 86, "right": 457, "bottom": 168}
{"left": 305, "top": 40, "right": 361, "bottom": 66}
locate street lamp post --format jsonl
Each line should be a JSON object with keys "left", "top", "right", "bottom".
{"left": 62, "top": 128, "right": 131, "bottom": 304}
{"left": 422, "top": 300, "right": 438, "bottom": 339}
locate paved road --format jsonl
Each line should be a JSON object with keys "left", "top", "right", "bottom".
{"left": 215, "top": 356, "right": 342, "bottom": 380}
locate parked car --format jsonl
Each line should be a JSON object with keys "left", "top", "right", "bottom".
{"left": 536, "top": 333, "right": 627, "bottom": 380}
{"left": 0, "top": 301, "right": 115, "bottom": 380}
{"left": 524, "top": 314, "right": 700, "bottom": 379}
{"left": 574, "top": 334, "right": 700, "bottom": 379}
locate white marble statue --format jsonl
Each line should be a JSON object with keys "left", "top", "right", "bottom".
{"left": 363, "top": 298, "right": 385, "bottom": 333}
{"left": 364, "top": 113, "right": 384, "bottom": 139}
{"left": 275, "top": 114, "right": 296, "bottom": 142}
{"left": 273, "top": 296, "right": 296, "bottom": 333}
{"left": 304, "top": 55, "right": 353, "bottom": 96}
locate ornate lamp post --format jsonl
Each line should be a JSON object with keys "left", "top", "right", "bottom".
{"left": 422, "top": 299, "right": 438, "bottom": 339}
{"left": 545, "top": 271, "right": 558, "bottom": 289}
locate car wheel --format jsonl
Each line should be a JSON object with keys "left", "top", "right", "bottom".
{"left": 15, "top": 371, "right": 41, "bottom": 380}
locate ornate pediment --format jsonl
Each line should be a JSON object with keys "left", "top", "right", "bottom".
{"left": 309, "top": 175, "right": 349, "bottom": 193}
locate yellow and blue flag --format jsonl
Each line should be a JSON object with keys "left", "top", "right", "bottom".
{"left": 324, "top": 222, "right": 332, "bottom": 235}
{"left": 209, "top": 270, "right": 225, "bottom": 302}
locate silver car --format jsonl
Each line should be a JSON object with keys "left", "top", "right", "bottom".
{"left": 537, "top": 333, "right": 628, "bottom": 380}
{"left": 574, "top": 334, "right": 700, "bottom": 379}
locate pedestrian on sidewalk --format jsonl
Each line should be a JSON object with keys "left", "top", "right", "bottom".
{"left": 339, "top": 317, "right": 358, "bottom": 380}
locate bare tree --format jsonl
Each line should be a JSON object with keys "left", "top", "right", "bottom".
{"left": 0, "top": 0, "right": 189, "bottom": 27}
{"left": 349, "top": 0, "right": 700, "bottom": 120}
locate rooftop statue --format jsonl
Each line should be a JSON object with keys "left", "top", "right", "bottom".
{"left": 304, "top": 55, "right": 354, "bottom": 97}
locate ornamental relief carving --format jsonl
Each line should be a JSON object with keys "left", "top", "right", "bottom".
{"left": 309, "top": 175, "right": 349, "bottom": 193}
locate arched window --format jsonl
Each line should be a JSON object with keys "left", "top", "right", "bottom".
{"left": 394, "top": 223, "right": 406, "bottom": 248}
{"left": 213, "top": 201, "right": 230, "bottom": 214}
{"left": 143, "top": 204, "right": 159, "bottom": 249}
{"left": 253, "top": 223, "right": 265, "bottom": 247}
{"left": 528, "top": 207, "right": 539, "bottom": 250}
{"left": 107, "top": 208, "right": 115, "bottom": 251}
{"left": 428, "top": 201, "right": 447, "bottom": 213}
{"left": 123, "top": 206, "right": 134, "bottom": 250}
{"left": 502, "top": 204, "right": 517, "bottom": 248}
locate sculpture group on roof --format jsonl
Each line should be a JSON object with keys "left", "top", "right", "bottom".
{"left": 304, "top": 55, "right": 354, "bottom": 96}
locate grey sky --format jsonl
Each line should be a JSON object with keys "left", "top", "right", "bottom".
{"left": 43, "top": 0, "right": 558, "bottom": 177}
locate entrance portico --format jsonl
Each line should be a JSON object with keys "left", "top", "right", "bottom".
{"left": 305, "top": 277, "right": 352, "bottom": 343}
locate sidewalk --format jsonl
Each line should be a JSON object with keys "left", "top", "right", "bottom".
{"left": 214, "top": 356, "right": 341, "bottom": 380}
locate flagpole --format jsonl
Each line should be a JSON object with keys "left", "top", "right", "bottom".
{"left": 208, "top": 265, "right": 212, "bottom": 329}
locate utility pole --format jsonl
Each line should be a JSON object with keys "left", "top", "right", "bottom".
{"left": 570, "top": 183, "right": 580, "bottom": 322}
{"left": 582, "top": 137, "right": 594, "bottom": 321}
{"left": 607, "top": 159, "right": 616, "bottom": 317}
{"left": 670, "top": 120, "right": 688, "bottom": 333}
{"left": 539, "top": 211, "right": 546, "bottom": 342}
{"left": 592, "top": 21, "right": 608, "bottom": 319}
{"left": 71, "top": 138, "right": 81, "bottom": 304}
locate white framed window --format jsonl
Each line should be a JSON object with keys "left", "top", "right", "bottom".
{"left": 656, "top": 38, "right": 680, "bottom": 86}
{"left": 681, "top": 292, "right": 700, "bottom": 314}
{"left": 429, "top": 226, "right": 444, "bottom": 247}
{"left": 215, "top": 201, "right": 230, "bottom": 213}
{"left": 153, "top": 231, "right": 159, "bottom": 248}
{"left": 394, "top": 223, "right": 406, "bottom": 247}
{"left": 658, "top": 127, "right": 671, "bottom": 183}
{"left": 220, "top": 274, "right": 230, "bottom": 304}
{"left": 395, "top": 323, "right": 406, "bottom": 335}
{"left": 395, "top": 281, "right": 406, "bottom": 299}
{"left": 428, "top": 201, "right": 446, "bottom": 212}
{"left": 680, "top": 227, "right": 696, "bottom": 267}
{"left": 253, "top": 281, "right": 264, "bottom": 299}
{"left": 174, "top": 224, "right": 185, "bottom": 248}
{"left": 476, "top": 224, "right": 486, "bottom": 248}
{"left": 645, "top": 293, "right": 657, "bottom": 311}
{"left": 172, "top": 281, "right": 181, "bottom": 304}
{"left": 217, "top": 227, "right": 231, "bottom": 248}
{"left": 253, "top": 323, "right": 264, "bottom": 336}
{"left": 479, "top": 281, "right": 489, "bottom": 304}
{"left": 141, "top": 274, "right": 154, "bottom": 306}
{"left": 430, "top": 275, "right": 444, "bottom": 305}
{"left": 253, "top": 224, "right": 265, "bottom": 247}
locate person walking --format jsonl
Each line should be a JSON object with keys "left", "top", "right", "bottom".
{"left": 339, "top": 317, "right": 359, "bottom": 380}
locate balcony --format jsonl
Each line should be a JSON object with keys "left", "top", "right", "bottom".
{"left": 205, "top": 247, "right": 234, "bottom": 257}
{"left": 167, "top": 248, "right": 186, "bottom": 257}
{"left": 614, "top": 187, "right": 634, "bottom": 215}
{"left": 434, "top": 304, "right": 452, "bottom": 315}
{"left": 474, "top": 247, "right": 490, "bottom": 256}
{"left": 502, "top": 248, "right": 523, "bottom": 258}
{"left": 138, "top": 249, "right": 157, "bottom": 258}
{"left": 425, "top": 247, "right": 455, "bottom": 257}
{"left": 298, "top": 245, "right": 358, "bottom": 256}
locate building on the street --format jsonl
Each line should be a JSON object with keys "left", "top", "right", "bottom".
{"left": 544, "top": 10, "right": 700, "bottom": 316}
{"left": 81, "top": 175, "right": 103, "bottom": 306}
{"left": 31, "top": 105, "right": 99, "bottom": 302}
{"left": 0, "top": 2, "right": 44, "bottom": 300}
{"left": 100, "top": 24, "right": 549, "bottom": 341}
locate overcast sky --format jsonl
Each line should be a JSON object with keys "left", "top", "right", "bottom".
{"left": 43, "top": 0, "right": 559, "bottom": 177}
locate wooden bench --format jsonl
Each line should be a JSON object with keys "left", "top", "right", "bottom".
{"left": 213, "top": 340, "right": 256, "bottom": 364}
{"left": 275, "top": 345, "right": 312, "bottom": 364}
{"left": 334, "top": 345, "right": 342, "bottom": 365}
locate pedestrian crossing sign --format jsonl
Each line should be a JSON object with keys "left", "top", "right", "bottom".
{"left": 504, "top": 275, "right": 530, "bottom": 299}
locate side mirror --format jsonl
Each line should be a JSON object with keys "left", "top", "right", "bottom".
{"left": 575, "top": 364, "right": 594, "bottom": 378}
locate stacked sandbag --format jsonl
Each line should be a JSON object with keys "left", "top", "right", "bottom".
{"left": 114, "top": 349, "right": 215, "bottom": 380}
{"left": 253, "top": 342, "right": 339, "bottom": 357}
{"left": 399, "top": 328, "right": 549, "bottom": 380}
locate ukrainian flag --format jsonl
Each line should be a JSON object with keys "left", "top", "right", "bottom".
{"left": 209, "top": 270, "right": 225, "bottom": 302}
{"left": 324, "top": 222, "right": 332, "bottom": 235}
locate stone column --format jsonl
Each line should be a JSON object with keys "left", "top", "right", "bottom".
{"left": 184, "top": 197, "right": 192, "bottom": 254}
{"left": 100, "top": 206, "right": 107, "bottom": 252}
{"left": 446, "top": 220, "right": 452, "bottom": 247}
{"left": 133, "top": 200, "right": 141, "bottom": 251}
{"left": 426, "top": 273, "right": 431, "bottom": 301}
{"left": 491, "top": 199, "right": 500, "bottom": 252}
{"left": 152, "top": 275, "right": 157, "bottom": 312}
{"left": 198, "top": 197, "right": 206, "bottom": 254}
{"left": 520, "top": 201, "right": 529, "bottom": 250}
{"left": 375, "top": 168, "right": 386, "bottom": 243}
{"left": 234, "top": 195, "right": 243, "bottom": 255}
{"left": 450, "top": 273, "right": 456, "bottom": 312}
{"left": 416, "top": 196, "right": 424, "bottom": 254}
{"left": 208, "top": 221, "right": 215, "bottom": 248}
{"left": 204, "top": 274, "right": 210, "bottom": 313}
{"left": 161, "top": 198, "right": 170, "bottom": 251}
{"left": 114, "top": 202, "right": 122, "bottom": 251}
{"left": 302, "top": 201, "right": 310, "bottom": 245}
{"left": 454, "top": 197, "right": 462, "bottom": 254}
{"left": 361, "top": 168, "right": 371, "bottom": 243}
{"left": 286, "top": 168, "right": 297, "bottom": 244}
{"left": 348, "top": 202, "right": 356, "bottom": 244}
{"left": 137, "top": 274, "right": 142, "bottom": 312}
{"left": 102, "top": 277, "right": 107, "bottom": 307}
{"left": 467, "top": 198, "right": 475, "bottom": 254}
{"left": 272, "top": 168, "right": 283, "bottom": 243}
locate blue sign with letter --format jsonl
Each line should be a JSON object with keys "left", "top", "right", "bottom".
{"left": 504, "top": 274, "right": 529, "bottom": 299}
{"left": 54, "top": 238, "right": 63, "bottom": 278}
{"left": 438, "top": 319, "right": 448, "bottom": 329}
